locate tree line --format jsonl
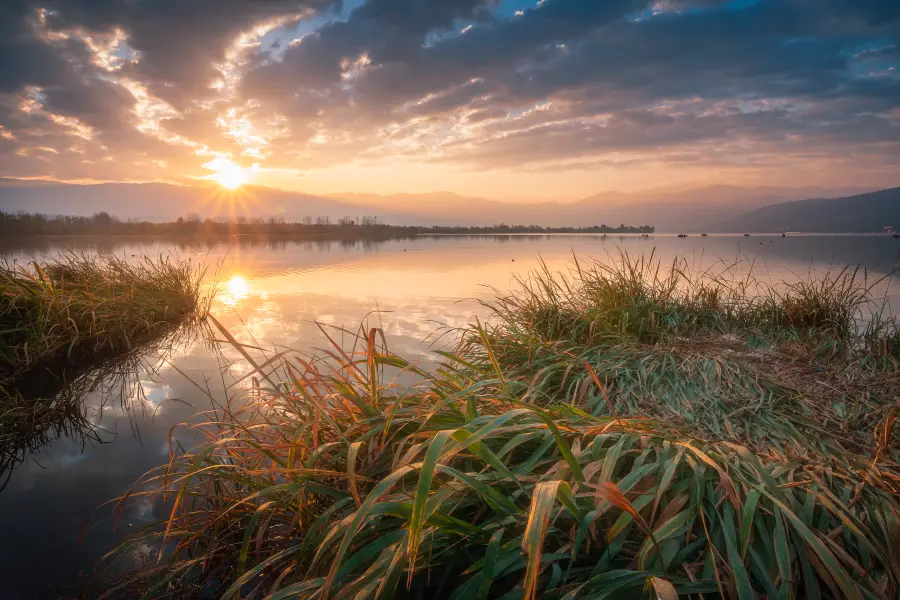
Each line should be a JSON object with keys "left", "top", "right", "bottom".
{"left": 0, "top": 211, "right": 654, "bottom": 237}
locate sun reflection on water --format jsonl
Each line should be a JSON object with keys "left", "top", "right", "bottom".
{"left": 222, "top": 275, "right": 250, "bottom": 305}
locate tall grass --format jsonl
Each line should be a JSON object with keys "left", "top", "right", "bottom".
{"left": 0, "top": 253, "right": 210, "bottom": 477}
{"left": 458, "top": 253, "right": 900, "bottom": 452}
{"left": 0, "top": 252, "right": 208, "bottom": 391}
{"left": 95, "top": 255, "right": 899, "bottom": 600}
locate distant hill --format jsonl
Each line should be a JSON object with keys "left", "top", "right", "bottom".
{"left": 710, "top": 187, "right": 900, "bottom": 233}
{"left": 567, "top": 186, "right": 846, "bottom": 233}
{"left": 0, "top": 178, "right": 879, "bottom": 231}
{"left": 332, "top": 185, "right": 870, "bottom": 231}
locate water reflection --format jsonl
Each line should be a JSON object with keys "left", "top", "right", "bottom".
{"left": 0, "top": 324, "right": 219, "bottom": 599}
{"left": 0, "top": 233, "right": 424, "bottom": 256}
{"left": 0, "top": 324, "right": 209, "bottom": 488}
{"left": 223, "top": 275, "right": 250, "bottom": 306}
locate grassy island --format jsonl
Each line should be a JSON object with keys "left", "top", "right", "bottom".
{"left": 0, "top": 253, "right": 206, "bottom": 471}
{"left": 102, "top": 255, "right": 898, "bottom": 599}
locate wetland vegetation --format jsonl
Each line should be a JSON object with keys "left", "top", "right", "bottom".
{"left": 0, "top": 253, "right": 208, "bottom": 480}
{"left": 92, "top": 254, "right": 900, "bottom": 600}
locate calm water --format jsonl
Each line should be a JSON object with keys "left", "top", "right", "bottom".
{"left": 1, "top": 233, "right": 899, "bottom": 598}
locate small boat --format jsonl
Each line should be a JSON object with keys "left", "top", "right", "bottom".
{"left": 701, "top": 233, "right": 708, "bottom": 237}
{"left": 677, "top": 233, "right": 688, "bottom": 238}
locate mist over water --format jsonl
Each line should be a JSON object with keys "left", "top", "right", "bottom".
{"left": 0, "top": 233, "right": 898, "bottom": 599}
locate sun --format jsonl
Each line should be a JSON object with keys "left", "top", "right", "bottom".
{"left": 205, "top": 157, "right": 247, "bottom": 190}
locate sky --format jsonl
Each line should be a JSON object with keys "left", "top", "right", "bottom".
{"left": 1, "top": 0, "right": 899, "bottom": 201}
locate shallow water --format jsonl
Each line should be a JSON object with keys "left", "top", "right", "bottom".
{"left": 0, "top": 233, "right": 898, "bottom": 598}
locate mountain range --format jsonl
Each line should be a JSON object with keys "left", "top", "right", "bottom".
{"left": 329, "top": 186, "right": 872, "bottom": 231}
{"left": 709, "top": 186, "right": 900, "bottom": 233}
{"left": 0, "top": 178, "right": 892, "bottom": 232}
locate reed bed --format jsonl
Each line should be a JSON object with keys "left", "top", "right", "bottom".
{"left": 0, "top": 253, "right": 209, "bottom": 473}
{"left": 459, "top": 253, "right": 900, "bottom": 454}
{"left": 0, "top": 252, "right": 206, "bottom": 389}
{"left": 97, "top": 254, "right": 899, "bottom": 600}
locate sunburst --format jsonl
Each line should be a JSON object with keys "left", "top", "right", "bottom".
{"left": 205, "top": 157, "right": 247, "bottom": 190}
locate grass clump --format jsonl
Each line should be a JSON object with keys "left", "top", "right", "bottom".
{"left": 97, "top": 255, "right": 899, "bottom": 600}
{"left": 0, "top": 252, "right": 206, "bottom": 389}
{"left": 0, "top": 253, "right": 208, "bottom": 471}
{"left": 460, "top": 253, "right": 900, "bottom": 451}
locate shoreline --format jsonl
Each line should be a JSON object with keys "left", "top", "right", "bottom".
{"left": 0, "top": 231, "right": 896, "bottom": 242}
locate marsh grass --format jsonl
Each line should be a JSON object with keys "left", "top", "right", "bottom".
{"left": 459, "top": 253, "right": 900, "bottom": 452}
{"left": 0, "top": 252, "right": 208, "bottom": 390}
{"left": 95, "top": 254, "right": 899, "bottom": 600}
{"left": 0, "top": 252, "right": 210, "bottom": 479}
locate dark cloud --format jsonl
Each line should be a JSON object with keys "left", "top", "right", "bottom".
{"left": 0, "top": 1, "right": 75, "bottom": 94}
{"left": 0, "top": 0, "right": 335, "bottom": 180}
{"left": 234, "top": 0, "right": 899, "bottom": 171}
{"left": 41, "top": 78, "right": 134, "bottom": 129}
{"left": 6, "top": 0, "right": 337, "bottom": 106}
{"left": 242, "top": 0, "right": 500, "bottom": 94}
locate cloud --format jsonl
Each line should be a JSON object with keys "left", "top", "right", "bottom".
{"left": 34, "top": 1, "right": 336, "bottom": 105}
{"left": 1, "top": 0, "right": 898, "bottom": 189}
{"left": 0, "top": 0, "right": 335, "bottom": 181}
{"left": 237, "top": 0, "right": 899, "bottom": 173}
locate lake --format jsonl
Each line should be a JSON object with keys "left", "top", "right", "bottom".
{"left": 1, "top": 233, "right": 898, "bottom": 599}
